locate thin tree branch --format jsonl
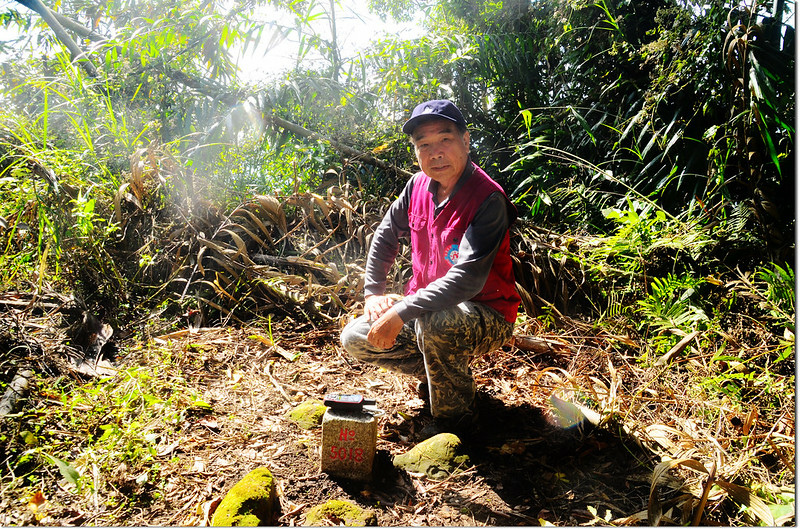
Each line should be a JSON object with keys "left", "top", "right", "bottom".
{"left": 267, "top": 113, "right": 413, "bottom": 178}
{"left": 47, "top": 8, "right": 106, "bottom": 42}
{"left": 14, "top": 0, "right": 98, "bottom": 77}
{"left": 13, "top": 0, "right": 107, "bottom": 43}
{"left": 161, "top": 69, "right": 412, "bottom": 178}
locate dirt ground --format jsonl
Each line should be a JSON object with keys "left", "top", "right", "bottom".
{"left": 51, "top": 321, "right": 657, "bottom": 527}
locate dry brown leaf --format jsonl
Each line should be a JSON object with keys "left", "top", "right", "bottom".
{"left": 230, "top": 209, "right": 275, "bottom": 249}
{"left": 715, "top": 480, "right": 775, "bottom": 526}
{"left": 130, "top": 152, "right": 145, "bottom": 202}
{"left": 191, "top": 457, "right": 206, "bottom": 473}
{"left": 254, "top": 194, "right": 288, "bottom": 233}
{"left": 157, "top": 441, "right": 181, "bottom": 457}
{"left": 311, "top": 193, "right": 331, "bottom": 218}
{"left": 200, "top": 497, "right": 222, "bottom": 526}
{"left": 206, "top": 255, "right": 240, "bottom": 278}
{"left": 28, "top": 490, "right": 46, "bottom": 512}
{"left": 648, "top": 458, "right": 710, "bottom": 525}
{"left": 643, "top": 424, "right": 682, "bottom": 452}
{"left": 219, "top": 228, "right": 256, "bottom": 266}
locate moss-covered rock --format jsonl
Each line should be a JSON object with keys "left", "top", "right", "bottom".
{"left": 392, "top": 432, "right": 471, "bottom": 480}
{"left": 304, "top": 499, "right": 377, "bottom": 526}
{"left": 285, "top": 399, "right": 327, "bottom": 430}
{"left": 211, "top": 467, "right": 279, "bottom": 526}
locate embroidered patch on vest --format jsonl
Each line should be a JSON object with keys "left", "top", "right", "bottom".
{"left": 444, "top": 244, "right": 459, "bottom": 265}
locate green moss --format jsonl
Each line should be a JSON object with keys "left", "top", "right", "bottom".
{"left": 211, "top": 467, "right": 278, "bottom": 526}
{"left": 285, "top": 399, "right": 327, "bottom": 429}
{"left": 304, "top": 499, "right": 377, "bottom": 526}
{"left": 392, "top": 433, "right": 470, "bottom": 480}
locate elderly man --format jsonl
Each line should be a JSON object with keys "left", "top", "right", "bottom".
{"left": 340, "top": 99, "right": 521, "bottom": 437}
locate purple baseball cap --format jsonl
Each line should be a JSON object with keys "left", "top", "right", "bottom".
{"left": 402, "top": 99, "right": 468, "bottom": 135}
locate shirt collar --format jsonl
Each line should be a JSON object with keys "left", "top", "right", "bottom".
{"left": 425, "top": 158, "right": 475, "bottom": 205}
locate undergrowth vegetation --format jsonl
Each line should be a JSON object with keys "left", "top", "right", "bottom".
{"left": 0, "top": 0, "right": 794, "bottom": 525}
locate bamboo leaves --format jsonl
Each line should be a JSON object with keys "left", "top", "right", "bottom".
{"left": 648, "top": 458, "right": 776, "bottom": 526}
{"left": 253, "top": 195, "right": 288, "bottom": 234}
{"left": 182, "top": 186, "right": 373, "bottom": 323}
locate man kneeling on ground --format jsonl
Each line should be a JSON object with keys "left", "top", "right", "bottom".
{"left": 340, "top": 99, "right": 521, "bottom": 438}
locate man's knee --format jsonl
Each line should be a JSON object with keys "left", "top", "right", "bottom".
{"left": 340, "top": 316, "right": 372, "bottom": 358}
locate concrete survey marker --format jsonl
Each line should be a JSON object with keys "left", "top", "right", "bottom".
{"left": 320, "top": 394, "right": 378, "bottom": 481}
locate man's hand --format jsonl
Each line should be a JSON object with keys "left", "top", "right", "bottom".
{"left": 366, "top": 307, "right": 404, "bottom": 349}
{"left": 364, "top": 294, "right": 396, "bottom": 322}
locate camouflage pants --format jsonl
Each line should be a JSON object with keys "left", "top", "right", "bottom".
{"left": 340, "top": 301, "right": 514, "bottom": 419}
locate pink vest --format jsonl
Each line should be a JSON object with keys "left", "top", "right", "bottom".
{"left": 405, "top": 165, "right": 521, "bottom": 323}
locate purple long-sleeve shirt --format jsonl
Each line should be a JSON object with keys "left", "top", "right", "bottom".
{"left": 364, "top": 161, "right": 511, "bottom": 323}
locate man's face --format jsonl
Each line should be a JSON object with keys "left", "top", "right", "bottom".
{"left": 410, "top": 119, "right": 470, "bottom": 186}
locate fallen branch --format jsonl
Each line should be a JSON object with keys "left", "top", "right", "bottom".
{"left": 0, "top": 368, "right": 33, "bottom": 416}
{"left": 511, "top": 334, "right": 573, "bottom": 355}
{"left": 654, "top": 331, "right": 699, "bottom": 366}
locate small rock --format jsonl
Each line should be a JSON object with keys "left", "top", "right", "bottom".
{"left": 211, "top": 467, "right": 279, "bottom": 526}
{"left": 392, "top": 432, "right": 471, "bottom": 480}
{"left": 285, "top": 399, "right": 327, "bottom": 429}
{"left": 304, "top": 499, "right": 377, "bottom": 526}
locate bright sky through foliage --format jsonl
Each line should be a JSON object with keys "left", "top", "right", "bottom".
{"left": 0, "top": 0, "right": 424, "bottom": 83}
{"left": 234, "top": 0, "right": 425, "bottom": 83}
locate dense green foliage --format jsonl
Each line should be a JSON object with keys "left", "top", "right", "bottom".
{"left": 0, "top": 0, "right": 794, "bottom": 523}
{"left": 0, "top": 0, "right": 792, "bottom": 308}
{"left": 1, "top": 0, "right": 792, "bottom": 330}
{"left": 0, "top": 0, "right": 793, "bottom": 360}
{"left": 2, "top": 0, "right": 794, "bottom": 239}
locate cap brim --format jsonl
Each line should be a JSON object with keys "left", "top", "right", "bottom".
{"left": 402, "top": 114, "right": 459, "bottom": 135}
